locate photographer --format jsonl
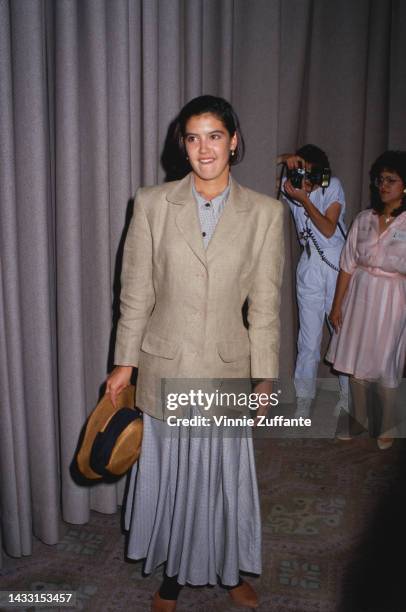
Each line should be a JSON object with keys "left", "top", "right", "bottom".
{"left": 278, "top": 144, "right": 348, "bottom": 417}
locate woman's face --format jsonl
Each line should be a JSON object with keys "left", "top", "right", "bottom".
{"left": 377, "top": 168, "right": 405, "bottom": 209}
{"left": 183, "top": 113, "right": 237, "bottom": 186}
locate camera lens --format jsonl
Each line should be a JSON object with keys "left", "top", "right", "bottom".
{"left": 287, "top": 167, "right": 305, "bottom": 188}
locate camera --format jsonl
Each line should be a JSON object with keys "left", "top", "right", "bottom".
{"left": 287, "top": 165, "right": 331, "bottom": 189}
{"left": 287, "top": 165, "right": 306, "bottom": 188}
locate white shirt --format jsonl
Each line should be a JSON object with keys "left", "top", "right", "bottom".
{"left": 282, "top": 176, "right": 347, "bottom": 249}
{"left": 192, "top": 177, "right": 231, "bottom": 249}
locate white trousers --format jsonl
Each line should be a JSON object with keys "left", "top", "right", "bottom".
{"left": 294, "top": 247, "right": 349, "bottom": 400}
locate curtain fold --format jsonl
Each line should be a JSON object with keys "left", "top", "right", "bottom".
{"left": 1, "top": 0, "right": 406, "bottom": 565}
{"left": 1, "top": 0, "right": 60, "bottom": 561}
{"left": 389, "top": 0, "right": 406, "bottom": 150}
{"left": 0, "top": 2, "right": 32, "bottom": 559}
{"left": 54, "top": 0, "right": 87, "bottom": 525}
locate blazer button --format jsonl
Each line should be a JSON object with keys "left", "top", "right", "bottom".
{"left": 202, "top": 232, "right": 206, "bottom": 237}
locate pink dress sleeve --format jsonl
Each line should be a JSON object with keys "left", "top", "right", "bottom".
{"left": 340, "top": 214, "right": 360, "bottom": 274}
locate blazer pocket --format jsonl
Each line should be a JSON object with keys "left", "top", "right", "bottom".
{"left": 217, "top": 339, "right": 250, "bottom": 363}
{"left": 141, "top": 331, "right": 178, "bottom": 360}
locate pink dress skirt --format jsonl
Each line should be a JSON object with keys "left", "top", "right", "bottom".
{"left": 326, "top": 266, "right": 406, "bottom": 387}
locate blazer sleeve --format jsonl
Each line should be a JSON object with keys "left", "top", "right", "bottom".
{"left": 247, "top": 201, "right": 285, "bottom": 379}
{"left": 114, "top": 189, "right": 155, "bottom": 367}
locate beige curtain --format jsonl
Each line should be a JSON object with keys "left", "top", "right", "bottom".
{"left": 1, "top": 0, "right": 405, "bottom": 564}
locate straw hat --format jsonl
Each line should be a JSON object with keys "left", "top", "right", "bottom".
{"left": 76, "top": 385, "right": 142, "bottom": 480}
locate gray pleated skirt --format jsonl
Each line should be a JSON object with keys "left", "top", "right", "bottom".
{"left": 124, "top": 410, "right": 262, "bottom": 586}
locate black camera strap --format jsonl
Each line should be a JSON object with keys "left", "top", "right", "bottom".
{"left": 301, "top": 214, "right": 340, "bottom": 272}
{"left": 277, "top": 162, "right": 347, "bottom": 270}
{"left": 336, "top": 220, "right": 347, "bottom": 240}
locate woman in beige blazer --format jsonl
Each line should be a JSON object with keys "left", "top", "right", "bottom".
{"left": 107, "top": 96, "right": 284, "bottom": 611}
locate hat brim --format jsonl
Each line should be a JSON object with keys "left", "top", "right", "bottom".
{"left": 76, "top": 385, "right": 137, "bottom": 480}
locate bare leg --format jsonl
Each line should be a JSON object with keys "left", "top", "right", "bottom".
{"left": 349, "top": 377, "right": 370, "bottom": 436}
{"left": 376, "top": 383, "right": 398, "bottom": 447}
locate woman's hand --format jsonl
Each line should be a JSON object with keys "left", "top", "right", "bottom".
{"left": 328, "top": 307, "right": 342, "bottom": 333}
{"left": 285, "top": 154, "right": 305, "bottom": 170}
{"left": 106, "top": 365, "right": 133, "bottom": 407}
{"left": 284, "top": 179, "right": 311, "bottom": 204}
{"left": 328, "top": 270, "right": 352, "bottom": 333}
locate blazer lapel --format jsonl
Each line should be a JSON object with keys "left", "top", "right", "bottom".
{"left": 166, "top": 174, "right": 207, "bottom": 270}
{"left": 206, "top": 176, "right": 251, "bottom": 263}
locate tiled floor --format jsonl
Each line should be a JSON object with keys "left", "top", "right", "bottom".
{"left": 2, "top": 402, "right": 406, "bottom": 611}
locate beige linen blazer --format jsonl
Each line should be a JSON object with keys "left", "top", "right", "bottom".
{"left": 114, "top": 173, "right": 284, "bottom": 419}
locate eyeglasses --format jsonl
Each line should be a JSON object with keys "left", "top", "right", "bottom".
{"left": 374, "top": 176, "right": 402, "bottom": 187}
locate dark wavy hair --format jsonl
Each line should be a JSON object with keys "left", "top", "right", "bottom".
{"left": 369, "top": 150, "right": 406, "bottom": 217}
{"left": 296, "top": 144, "right": 330, "bottom": 171}
{"left": 173, "top": 95, "right": 245, "bottom": 166}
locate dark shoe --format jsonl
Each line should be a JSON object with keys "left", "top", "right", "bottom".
{"left": 228, "top": 580, "right": 259, "bottom": 608}
{"left": 151, "top": 591, "right": 177, "bottom": 612}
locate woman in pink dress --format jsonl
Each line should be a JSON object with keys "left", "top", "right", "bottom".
{"left": 327, "top": 151, "right": 406, "bottom": 449}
